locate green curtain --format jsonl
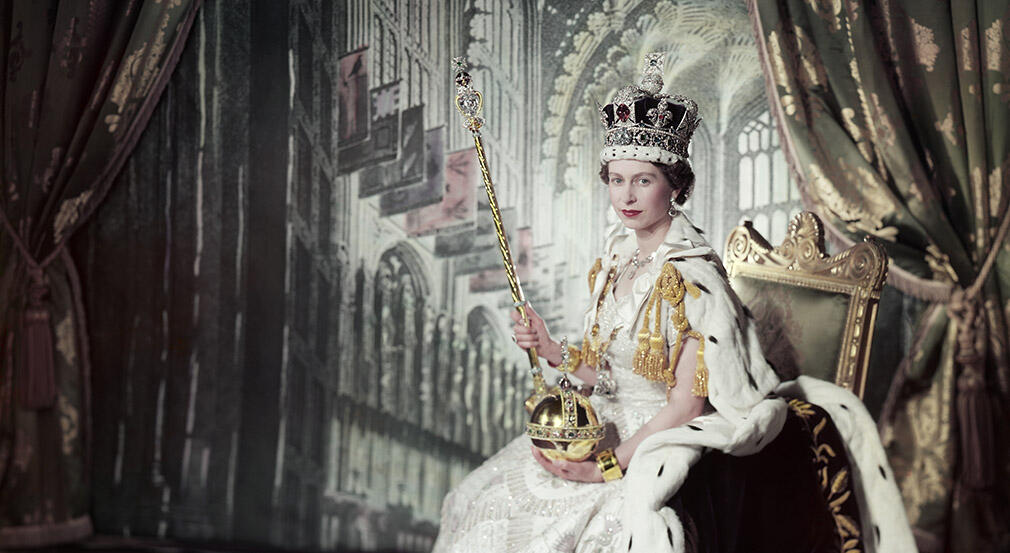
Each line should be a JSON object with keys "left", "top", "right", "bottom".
{"left": 748, "top": 1, "right": 1010, "bottom": 551}
{"left": 0, "top": 0, "right": 200, "bottom": 546}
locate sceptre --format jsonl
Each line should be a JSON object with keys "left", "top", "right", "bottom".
{"left": 451, "top": 56, "right": 547, "bottom": 412}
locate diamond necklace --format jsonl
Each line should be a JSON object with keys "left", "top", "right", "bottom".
{"left": 630, "top": 248, "right": 655, "bottom": 269}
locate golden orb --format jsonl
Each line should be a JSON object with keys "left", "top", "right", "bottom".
{"left": 525, "top": 379, "right": 604, "bottom": 462}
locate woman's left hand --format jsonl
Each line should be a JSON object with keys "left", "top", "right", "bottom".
{"left": 530, "top": 446, "right": 603, "bottom": 483}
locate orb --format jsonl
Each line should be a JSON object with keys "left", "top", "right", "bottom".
{"left": 525, "top": 380, "right": 604, "bottom": 462}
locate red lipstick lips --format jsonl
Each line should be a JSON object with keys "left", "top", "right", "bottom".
{"left": 621, "top": 209, "right": 642, "bottom": 217}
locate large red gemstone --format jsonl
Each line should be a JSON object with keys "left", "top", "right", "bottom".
{"left": 616, "top": 104, "right": 631, "bottom": 122}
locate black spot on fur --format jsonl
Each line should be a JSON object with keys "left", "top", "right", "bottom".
{"left": 688, "top": 425, "right": 702, "bottom": 431}
{"left": 708, "top": 336, "right": 718, "bottom": 344}
{"left": 657, "top": 464, "right": 665, "bottom": 477}
{"left": 743, "top": 305, "right": 754, "bottom": 318}
{"left": 667, "top": 527, "right": 673, "bottom": 545}
{"left": 694, "top": 282, "right": 710, "bottom": 294}
{"left": 673, "top": 256, "right": 686, "bottom": 262}
{"left": 628, "top": 536, "right": 633, "bottom": 550}
{"left": 878, "top": 465, "right": 886, "bottom": 479}
{"left": 745, "top": 368, "right": 758, "bottom": 390}
{"left": 840, "top": 403, "right": 849, "bottom": 410}
{"left": 874, "top": 525, "right": 880, "bottom": 543}
{"left": 692, "top": 225, "right": 705, "bottom": 234}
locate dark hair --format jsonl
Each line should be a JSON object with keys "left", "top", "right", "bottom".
{"left": 599, "top": 160, "right": 695, "bottom": 205}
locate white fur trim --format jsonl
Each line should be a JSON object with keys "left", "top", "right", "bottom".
{"left": 600, "top": 145, "right": 689, "bottom": 167}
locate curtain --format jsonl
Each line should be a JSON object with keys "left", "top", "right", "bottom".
{"left": 748, "top": 1, "right": 1010, "bottom": 551}
{"left": 0, "top": 0, "right": 200, "bottom": 546}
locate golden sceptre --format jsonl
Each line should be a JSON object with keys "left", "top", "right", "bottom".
{"left": 451, "top": 57, "right": 603, "bottom": 460}
{"left": 451, "top": 56, "right": 546, "bottom": 412}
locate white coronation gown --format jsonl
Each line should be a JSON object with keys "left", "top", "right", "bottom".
{"left": 433, "top": 272, "right": 670, "bottom": 553}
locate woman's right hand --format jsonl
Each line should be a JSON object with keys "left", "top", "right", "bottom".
{"left": 509, "top": 304, "right": 562, "bottom": 365}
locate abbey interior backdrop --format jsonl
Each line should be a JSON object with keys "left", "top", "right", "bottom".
{"left": 73, "top": 0, "right": 916, "bottom": 551}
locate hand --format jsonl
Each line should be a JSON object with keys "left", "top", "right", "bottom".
{"left": 530, "top": 445, "right": 603, "bottom": 483}
{"left": 509, "top": 304, "right": 561, "bottom": 364}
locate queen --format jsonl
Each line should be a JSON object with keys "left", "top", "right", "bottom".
{"left": 433, "top": 54, "right": 910, "bottom": 553}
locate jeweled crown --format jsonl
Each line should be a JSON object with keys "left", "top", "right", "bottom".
{"left": 599, "top": 53, "right": 701, "bottom": 164}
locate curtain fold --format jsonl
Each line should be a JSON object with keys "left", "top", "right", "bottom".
{"left": 748, "top": 1, "right": 1010, "bottom": 551}
{"left": 0, "top": 0, "right": 200, "bottom": 546}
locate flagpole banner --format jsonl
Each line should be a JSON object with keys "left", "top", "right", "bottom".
{"left": 358, "top": 158, "right": 403, "bottom": 198}
{"left": 369, "top": 81, "right": 400, "bottom": 164}
{"left": 399, "top": 105, "right": 425, "bottom": 184}
{"left": 405, "top": 147, "right": 477, "bottom": 237}
{"left": 379, "top": 125, "right": 445, "bottom": 216}
{"left": 470, "top": 226, "right": 532, "bottom": 292}
{"left": 337, "top": 47, "right": 368, "bottom": 144}
{"left": 438, "top": 206, "right": 516, "bottom": 260}
{"left": 337, "top": 138, "right": 372, "bottom": 174}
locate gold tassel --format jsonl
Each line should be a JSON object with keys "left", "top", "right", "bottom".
{"left": 688, "top": 329, "right": 708, "bottom": 397}
{"left": 632, "top": 262, "right": 710, "bottom": 393}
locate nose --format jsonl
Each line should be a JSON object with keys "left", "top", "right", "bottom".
{"left": 622, "top": 189, "right": 636, "bottom": 206}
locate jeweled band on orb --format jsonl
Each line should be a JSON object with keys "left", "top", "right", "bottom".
{"left": 596, "top": 448, "right": 623, "bottom": 482}
{"left": 526, "top": 422, "right": 605, "bottom": 441}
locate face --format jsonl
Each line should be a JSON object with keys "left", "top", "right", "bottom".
{"left": 606, "top": 159, "right": 674, "bottom": 232}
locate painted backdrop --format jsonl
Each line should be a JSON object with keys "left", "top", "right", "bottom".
{"left": 73, "top": 0, "right": 918, "bottom": 551}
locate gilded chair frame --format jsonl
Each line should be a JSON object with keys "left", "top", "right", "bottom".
{"left": 723, "top": 212, "right": 888, "bottom": 399}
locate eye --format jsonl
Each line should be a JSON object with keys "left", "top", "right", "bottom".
{"left": 610, "top": 177, "right": 623, "bottom": 184}
{"left": 638, "top": 177, "right": 651, "bottom": 185}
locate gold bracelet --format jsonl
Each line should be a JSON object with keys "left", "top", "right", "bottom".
{"left": 596, "top": 448, "right": 623, "bottom": 482}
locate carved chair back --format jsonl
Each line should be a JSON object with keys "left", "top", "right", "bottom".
{"left": 723, "top": 212, "right": 888, "bottom": 399}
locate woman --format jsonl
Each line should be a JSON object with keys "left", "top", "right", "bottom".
{"left": 433, "top": 54, "right": 785, "bottom": 553}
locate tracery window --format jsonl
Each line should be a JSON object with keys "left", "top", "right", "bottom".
{"left": 735, "top": 110, "right": 801, "bottom": 244}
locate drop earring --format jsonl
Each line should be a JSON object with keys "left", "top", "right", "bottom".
{"left": 667, "top": 196, "right": 678, "bottom": 217}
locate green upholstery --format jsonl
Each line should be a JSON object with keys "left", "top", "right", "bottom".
{"left": 731, "top": 275, "right": 851, "bottom": 384}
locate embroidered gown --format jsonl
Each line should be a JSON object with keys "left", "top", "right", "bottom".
{"left": 433, "top": 265, "right": 671, "bottom": 553}
{"left": 434, "top": 213, "right": 786, "bottom": 553}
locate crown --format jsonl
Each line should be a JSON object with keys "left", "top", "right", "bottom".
{"left": 599, "top": 53, "right": 701, "bottom": 165}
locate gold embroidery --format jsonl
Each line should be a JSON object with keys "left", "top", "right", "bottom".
{"left": 582, "top": 265, "right": 617, "bottom": 368}
{"left": 959, "top": 25, "right": 977, "bottom": 72}
{"left": 588, "top": 257, "right": 602, "bottom": 292}
{"left": 788, "top": 399, "right": 862, "bottom": 551}
{"left": 840, "top": 107, "right": 863, "bottom": 142}
{"left": 989, "top": 155, "right": 1008, "bottom": 217}
{"left": 806, "top": 0, "right": 842, "bottom": 31}
{"left": 896, "top": 324, "right": 956, "bottom": 524}
{"left": 58, "top": 393, "right": 80, "bottom": 456}
{"left": 985, "top": 17, "right": 1005, "bottom": 72}
{"left": 105, "top": 8, "right": 173, "bottom": 134}
{"left": 869, "top": 92, "right": 896, "bottom": 147}
{"left": 766, "top": 31, "right": 800, "bottom": 118}
{"left": 807, "top": 161, "right": 897, "bottom": 241}
{"left": 55, "top": 315, "right": 76, "bottom": 365}
{"left": 795, "top": 27, "right": 827, "bottom": 88}
{"left": 53, "top": 189, "right": 93, "bottom": 244}
{"left": 934, "top": 111, "right": 958, "bottom": 146}
{"left": 911, "top": 17, "right": 939, "bottom": 72}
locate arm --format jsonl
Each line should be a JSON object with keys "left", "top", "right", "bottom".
{"left": 531, "top": 336, "right": 706, "bottom": 482}
{"left": 613, "top": 336, "right": 705, "bottom": 469}
{"left": 509, "top": 306, "right": 598, "bottom": 385}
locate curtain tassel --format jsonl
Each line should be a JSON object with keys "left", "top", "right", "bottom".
{"left": 17, "top": 268, "right": 56, "bottom": 410}
{"left": 955, "top": 359, "right": 994, "bottom": 488}
{"left": 952, "top": 293, "right": 994, "bottom": 489}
